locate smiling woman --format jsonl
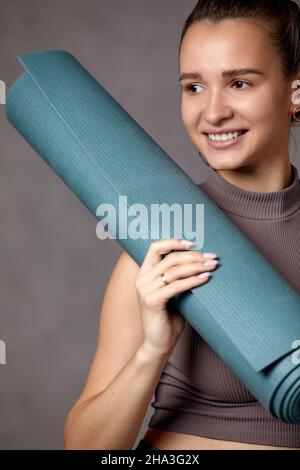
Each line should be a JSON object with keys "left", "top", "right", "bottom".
{"left": 142, "top": 0, "right": 300, "bottom": 450}
{"left": 178, "top": 1, "right": 300, "bottom": 191}
{"left": 63, "top": 0, "right": 300, "bottom": 451}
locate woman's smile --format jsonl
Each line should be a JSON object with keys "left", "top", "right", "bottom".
{"left": 204, "top": 129, "right": 249, "bottom": 149}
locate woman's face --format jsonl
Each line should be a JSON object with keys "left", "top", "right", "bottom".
{"left": 179, "top": 19, "right": 295, "bottom": 171}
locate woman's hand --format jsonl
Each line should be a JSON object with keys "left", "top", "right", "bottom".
{"left": 135, "top": 238, "right": 218, "bottom": 355}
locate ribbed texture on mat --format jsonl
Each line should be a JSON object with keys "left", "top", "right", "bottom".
{"left": 148, "top": 166, "right": 300, "bottom": 446}
{"left": 5, "top": 49, "right": 300, "bottom": 423}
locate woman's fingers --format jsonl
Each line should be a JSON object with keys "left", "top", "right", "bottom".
{"left": 139, "top": 238, "right": 193, "bottom": 274}
{"left": 143, "top": 270, "right": 213, "bottom": 306}
{"left": 152, "top": 250, "right": 218, "bottom": 279}
{"left": 151, "top": 259, "right": 218, "bottom": 291}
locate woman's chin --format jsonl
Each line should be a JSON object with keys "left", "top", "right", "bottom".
{"left": 204, "top": 155, "right": 246, "bottom": 171}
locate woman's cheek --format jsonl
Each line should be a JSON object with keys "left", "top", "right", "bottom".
{"left": 181, "top": 103, "right": 199, "bottom": 130}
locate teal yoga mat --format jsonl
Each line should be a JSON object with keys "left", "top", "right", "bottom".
{"left": 5, "top": 49, "right": 300, "bottom": 424}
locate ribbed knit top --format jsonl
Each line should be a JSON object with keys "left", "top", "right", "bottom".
{"left": 148, "top": 163, "right": 300, "bottom": 448}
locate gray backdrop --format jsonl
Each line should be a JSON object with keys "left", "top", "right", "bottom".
{"left": 0, "top": 0, "right": 299, "bottom": 450}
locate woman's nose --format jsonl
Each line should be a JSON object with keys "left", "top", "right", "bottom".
{"left": 202, "top": 92, "right": 233, "bottom": 123}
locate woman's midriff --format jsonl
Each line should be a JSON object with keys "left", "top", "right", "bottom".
{"left": 143, "top": 428, "right": 300, "bottom": 450}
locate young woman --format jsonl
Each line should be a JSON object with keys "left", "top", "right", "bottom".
{"left": 64, "top": 0, "right": 300, "bottom": 450}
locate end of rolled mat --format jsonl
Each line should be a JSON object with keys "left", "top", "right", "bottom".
{"left": 18, "top": 48, "right": 75, "bottom": 69}
{"left": 18, "top": 48, "right": 72, "bottom": 61}
{"left": 5, "top": 49, "right": 77, "bottom": 123}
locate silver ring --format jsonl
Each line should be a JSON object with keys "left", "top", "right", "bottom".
{"left": 161, "top": 273, "right": 169, "bottom": 285}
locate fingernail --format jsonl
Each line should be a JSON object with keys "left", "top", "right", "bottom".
{"left": 203, "top": 260, "right": 218, "bottom": 267}
{"left": 203, "top": 253, "right": 218, "bottom": 259}
{"left": 181, "top": 240, "right": 195, "bottom": 248}
{"left": 198, "top": 272, "right": 211, "bottom": 279}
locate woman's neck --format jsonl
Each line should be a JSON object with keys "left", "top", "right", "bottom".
{"left": 216, "top": 160, "right": 293, "bottom": 193}
{"left": 199, "top": 162, "right": 300, "bottom": 220}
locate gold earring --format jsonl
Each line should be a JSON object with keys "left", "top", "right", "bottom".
{"left": 292, "top": 105, "right": 300, "bottom": 122}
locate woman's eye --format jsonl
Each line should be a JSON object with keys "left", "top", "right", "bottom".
{"left": 232, "top": 80, "right": 251, "bottom": 90}
{"left": 184, "top": 80, "right": 251, "bottom": 94}
{"left": 185, "top": 84, "right": 204, "bottom": 94}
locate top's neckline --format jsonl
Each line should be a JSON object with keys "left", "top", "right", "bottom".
{"left": 199, "top": 164, "right": 300, "bottom": 220}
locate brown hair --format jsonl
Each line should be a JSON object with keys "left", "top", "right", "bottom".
{"left": 179, "top": 0, "right": 300, "bottom": 124}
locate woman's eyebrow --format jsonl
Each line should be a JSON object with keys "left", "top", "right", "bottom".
{"left": 179, "top": 68, "right": 265, "bottom": 82}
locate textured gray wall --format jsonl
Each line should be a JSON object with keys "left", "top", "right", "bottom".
{"left": 1, "top": 0, "right": 299, "bottom": 450}
{"left": 0, "top": 0, "right": 202, "bottom": 450}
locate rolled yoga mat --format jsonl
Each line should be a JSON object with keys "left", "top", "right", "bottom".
{"left": 6, "top": 49, "right": 300, "bottom": 424}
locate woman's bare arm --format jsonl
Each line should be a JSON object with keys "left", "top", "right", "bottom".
{"left": 64, "top": 240, "right": 215, "bottom": 449}
{"left": 63, "top": 252, "right": 172, "bottom": 450}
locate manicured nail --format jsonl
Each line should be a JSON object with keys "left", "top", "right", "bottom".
{"left": 203, "top": 260, "right": 218, "bottom": 267}
{"left": 203, "top": 253, "right": 218, "bottom": 259}
{"left": 181, "top": 240, "right": 195, "bottom": 248}
{"left": 198, "top": 272, "right": 211, "bottom": 279}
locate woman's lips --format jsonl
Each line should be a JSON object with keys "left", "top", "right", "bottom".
{"left": 205, "top": 130, "right": 249, "bottom": 149}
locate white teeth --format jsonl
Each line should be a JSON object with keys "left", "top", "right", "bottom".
{"left": 208, "top": 130, "right": 244, "bottom": 141}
